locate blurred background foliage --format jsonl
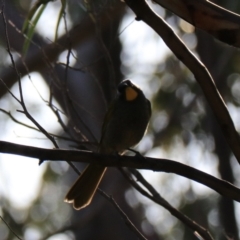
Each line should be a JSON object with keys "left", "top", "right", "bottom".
{"left": 0, "top": 0, "right": 240, "bottom": 239}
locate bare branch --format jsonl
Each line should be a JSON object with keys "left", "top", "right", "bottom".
{"left": 0, "top": 140, "right": 240, "bottom": 203}
{"left": 121, "top": 169, "right": 213, "bottom": 240}
{"left": 0, "top": 215, "right": 22, "bottom": 240}
{"left": 124, "top": 0, "right": 240, "bottom": 165}
{"left": 1, "top": 4, "right": 59, "bottom": 149}
{"left": 0, "top": 1, "right": 125, "bottom": 98}
{"left": 98, "top": 189, "right": 147, "bottom": 240}
{"left": 154, "top": 0, "right": 240, "bottom": 48}
{"left": 1, "top": 5, "right": 81, "bottom": 175}
{"left": 39, "top": 189, "right": 147, "bottom": 240}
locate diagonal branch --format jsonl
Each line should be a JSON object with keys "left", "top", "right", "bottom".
{"left": 0, "top": 215, "right": 22, "bottom": 240}
{"left": 98, "top": 189, "right": 147, "bottom": 240}
{"left": 121, "top": 168, "right": 213, "bottom": 240}
{"left": 124, "top": 0, "right": 240, "bottom": 165}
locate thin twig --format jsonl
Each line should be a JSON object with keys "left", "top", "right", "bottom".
{"left": 98, "top": 189, "right": 147, "bottom": 240}
{"left": 0, "top": 215, "right": 22, "bottom": 240}
{"left": 56, "top": 62, "right": 85, "bottom": 72}
{"left": 121, "top": 168, "right": 213, "bottom": 240}
{"left": 0, "top": 108, "right": 86, "bottom": 144}
{"left": 38, "top": 186, "right": 146, "bottom": 240}
{"left": 0, "top": 78, "right": 21, "bottom": 104}
{"left": 1, "top": 4, "right": 80, "bottom": 174}
{"left": 88, "top": 1, "right": 116, "bottom": 91}
{"left": 0, "top": 2, "right": 125, "bottom": 99}
{"left": 1, "top": 4, "right": 58, "bottom": 149}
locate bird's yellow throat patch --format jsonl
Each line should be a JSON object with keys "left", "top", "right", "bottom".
{"left": 125, "top": 87, "right": 138, "bottom": 101}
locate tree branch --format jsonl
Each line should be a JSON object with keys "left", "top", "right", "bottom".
{"left": 124, "top": 0, "right": 240, "bottom": 165}
{"left": 0, "top": 215, "right": 22, "bottom": 240}
{"left": 121, "top": 168, "right": 213, "bottom": 240}
{"left": 1, "top": 140, "right": 240, "bottom": 203}
{"left": 0, "top": 1, "right": 125, "bottom": 98}
{"left": 154, "top": 0, "right": 240, "bottom": 48}
{"left": 99, "top": 189, "right": 147, "bottom": 240}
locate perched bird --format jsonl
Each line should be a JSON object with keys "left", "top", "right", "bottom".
{"left": 65, "top": 80, "right": 151, "bottom": 210}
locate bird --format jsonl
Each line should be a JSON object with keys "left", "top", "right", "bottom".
{"left": 64, "top": 79, "right": 151, "bottom": 210}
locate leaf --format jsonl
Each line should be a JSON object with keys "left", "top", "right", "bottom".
{"left": 54, "top": 0, "right": 66, "bottom": 41}
{"left": 22, "top": 3, "right": 47, "bottom": 55}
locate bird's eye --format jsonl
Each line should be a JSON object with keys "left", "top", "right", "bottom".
{"left": 117, "top": 80, "right": 131, "bottom": 93}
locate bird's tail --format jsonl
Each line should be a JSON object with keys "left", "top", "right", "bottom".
{"left": 64, "top": 164, "right": 106, "bottom": 210}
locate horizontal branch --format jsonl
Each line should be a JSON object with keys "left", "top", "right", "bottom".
{"left": 1, "top": 140, "right": 240, "bottom": 202}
